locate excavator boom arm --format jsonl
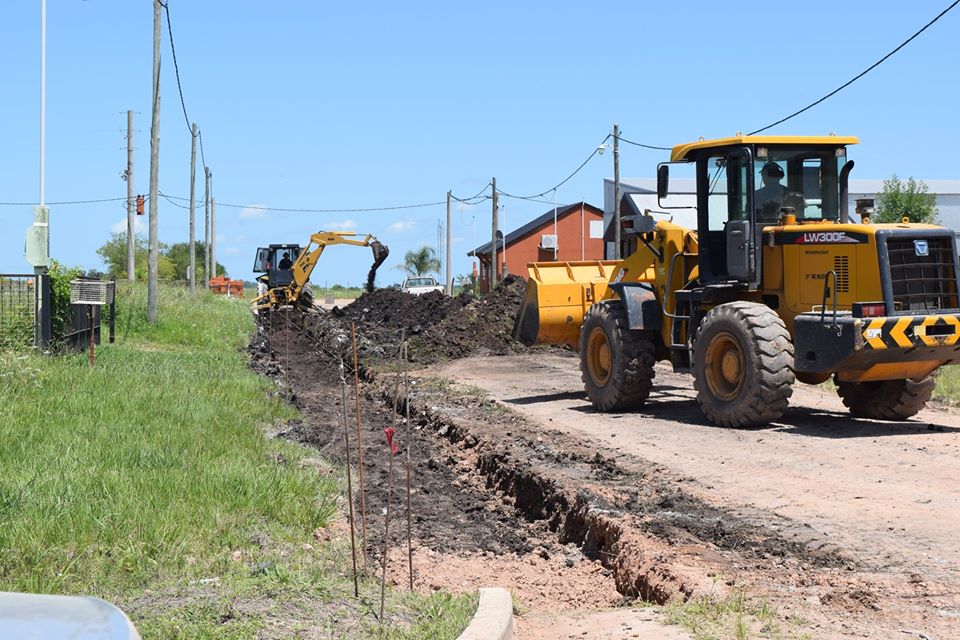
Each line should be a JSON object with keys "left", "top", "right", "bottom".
{"left": 255, "top": 231, "right": 389, "bottom": 310}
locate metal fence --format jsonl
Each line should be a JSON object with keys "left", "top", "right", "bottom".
{"left": 0, "top": 274, "right": 37, "bottom": 348}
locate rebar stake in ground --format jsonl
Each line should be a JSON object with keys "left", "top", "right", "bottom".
{"left": 351, "top": 322, "right": 368, "bottom": 572}
{"left": 338, "top": 360, "right": 359, "bottom": 598}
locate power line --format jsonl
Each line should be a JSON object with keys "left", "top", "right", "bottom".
{"left": 197, "top": 129, "right": 208, "bottom": 171}
{"left": 159, "top": 192, "right": 447, "bottom": 213}
{"left": 161, "top": 0, "right": 193, "bottom": 137}
{"left": 619, "top": 136, "right": 671, "bottom": 151}
{"left": 749, "top": 0, "right": 960, "bottom": 134}
{"left": 451, "top": 183, "right": 491, "bottom": 204}
{"left": 496, "top": 134, "right": 611, "bottom": 200}
{"left": 0, "top": 196, "right": 129, "bottom": 206}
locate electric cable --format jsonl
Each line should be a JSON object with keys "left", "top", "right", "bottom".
{"left": 496, "top": 134, "right": 611, "bottom": 201}
{"left": 618, "top": 136, "right": 671, "bottom": 151}
{"left": 162, "top": 0, "right": 194, "bottom": 137}
{"left": 749, "top": 0, "right": 960, "bottom": 134}
{"left": 0, "top": 197, "right": 129, "bottom": 206}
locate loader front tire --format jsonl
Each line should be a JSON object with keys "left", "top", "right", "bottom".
{"left": 835, "top": 375, "right": 936, "bottom": 420}
{"left": 579, "top": 300, "right": 656, "bottom": 412}
{"left": 692, "top": 302, "right": 795, "bottom": 427}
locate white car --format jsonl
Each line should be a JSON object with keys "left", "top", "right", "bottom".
{"left": 401, "top": 276, "right": 443, "bottom": 295}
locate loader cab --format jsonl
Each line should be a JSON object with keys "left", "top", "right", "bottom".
{"left": 660, "top": 136, "right": 855, "bottom": 289}
{"left": 253, "top": 243, "right": 302, "bottom": 288}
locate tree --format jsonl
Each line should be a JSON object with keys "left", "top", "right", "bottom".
{"left": 456, "top": 272, "right": 478, "bottom": 296}
{"left": 96, "top": 233, "right": 149, "bottom": 280}
{"left": 400, "top": 246, "right": 440, "bottom": 276}
{"left": 874, "top": 175, "right": 939, "bottom": 224}
{"left": 97, "top": 234, "right": 226, "bottom": 281}
{"left": 164, "top": 242, "right": 227, "bottom": 280}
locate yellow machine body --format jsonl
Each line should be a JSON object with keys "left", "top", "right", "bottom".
{"left": 253, "top": 231, "right": 388, "bottom": 311}
{"left": 515, "top": 217, "right": 959, "bottom": 384}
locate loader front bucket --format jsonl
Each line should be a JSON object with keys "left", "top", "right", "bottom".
{"left": 366, "top": 240, "right": 390, "bottom": 292}
{"left": 512, "top": 261, "right": 620, "bottom": 348}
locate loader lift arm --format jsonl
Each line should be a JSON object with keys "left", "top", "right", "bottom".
{"left": 254, "top": 231, "right": 389, "bottom": 310}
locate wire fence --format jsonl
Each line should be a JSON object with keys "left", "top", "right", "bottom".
{"left": 0, "top": 275, "right": 37, "bottom": 349}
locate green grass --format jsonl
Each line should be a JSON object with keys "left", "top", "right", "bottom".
{"left": 0, "top": 284, "right": 475, "bottom": 638}
{"left": 316, "top": 286, "right": 366, "bottom": 300}
{"left": 665, "top": 592, "right": 813, "bottom": 640}
{"left": 933, "top": 366, "right": 960, "bottom": 404}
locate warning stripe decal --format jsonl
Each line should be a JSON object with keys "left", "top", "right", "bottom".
{"left": 861, "top": 315, "right": 960, "bottom": 350}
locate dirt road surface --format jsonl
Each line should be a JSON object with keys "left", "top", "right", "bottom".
{"left": 436, "top": 351, "right": 960, "bottom": 639}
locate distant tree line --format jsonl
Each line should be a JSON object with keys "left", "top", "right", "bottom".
{"left": 97, "top": 233, "right": 226, "bottom": 281}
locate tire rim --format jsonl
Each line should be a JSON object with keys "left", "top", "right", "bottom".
{"left": 586, "top": 326, "right": 612, "bottom": 387}
{"left": 705, "top": 331, "right": 745, "bottom": 401}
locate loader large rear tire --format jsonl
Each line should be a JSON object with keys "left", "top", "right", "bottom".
{"left": 579, "top": 300, "right": 656, "bottom": 412}
{"left": 692, "top": 302, "right": 795, "bottom": 427}
{"left": 835, "top": 375, "right": 936, "bottom": 420}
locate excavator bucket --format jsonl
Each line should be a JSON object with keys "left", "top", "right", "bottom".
{"left": 366, "top": 240, "right": 390, "bottom": 292}
{"left": 512, "top": 261, "right": 620, "bottom": 348}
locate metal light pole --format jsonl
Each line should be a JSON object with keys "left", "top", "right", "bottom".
{"left": 29, "top": 0, "right": 52, "bottom": 348}
{"left": 553, "top": 189, "right": 558, "bottom": 260}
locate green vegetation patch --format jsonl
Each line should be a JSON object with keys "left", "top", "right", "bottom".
{"left": 0, "top": 285, "right": 474, "bottom": 638}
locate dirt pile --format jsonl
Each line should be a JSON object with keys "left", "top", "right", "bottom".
{"left": 410, "top": 275, "right": 527, "bottom": 362}
{"left": 323, "top": 275, "right": 528, "bottom": 363}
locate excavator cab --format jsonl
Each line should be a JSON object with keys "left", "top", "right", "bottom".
{"left": 253, "top": 244, "right": 302, "bottom": 288}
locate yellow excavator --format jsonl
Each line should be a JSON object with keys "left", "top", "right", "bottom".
{"left": 253, "top": 231, "right": 388, "bottom": 310}
{"left": 514, "top": 135, "right": 960, "bottom": 426}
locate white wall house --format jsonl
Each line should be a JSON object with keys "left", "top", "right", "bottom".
{"left": 602, "top": 177, "right": 960, "bottom": 258}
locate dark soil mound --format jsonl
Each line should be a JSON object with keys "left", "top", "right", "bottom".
{"left": 333, "top": 288, "right": 467, "bottom": 332}
{"left": 295, "top": 276, "right": 529, "bottom": 365}
{"left": 409, "top": 275, "right": 527, "bottom": 362}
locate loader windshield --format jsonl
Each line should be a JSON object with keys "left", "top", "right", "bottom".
{"left": 753, "top": 146, "right": 847, "bottom": 222}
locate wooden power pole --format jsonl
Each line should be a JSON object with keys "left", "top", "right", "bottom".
{"left": 210, "top": 194, "right": 217, "bottom": 279}
{"left": 188, "top": 123, "right": 197, "bottom": 292}
{"left": 613, "top": 123, "right": 621, "bottom": 260}
{"left": 490, "top": 177, "right": 498, "bottom": 291}
{"left": 147, "top": 0, "right": 162, "bottom": 323}
{"left": 126, "top": 110, "right": 135, "bottom": 282}
{"left": 445, "top": 190, "right": 452, "bottom": 295}
{"left": 203, "top": 166, "right": 210, "bottom": 288}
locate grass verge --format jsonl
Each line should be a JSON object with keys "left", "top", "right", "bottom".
{"left": 0, "top": 284, "right": 474, "bottom": 638}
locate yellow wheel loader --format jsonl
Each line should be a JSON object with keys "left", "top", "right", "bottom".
{"left": 514, "top": 135, "right": 959, "bottom": 426}
{"left": 253, "top": 231, "right": 388, "bottom": 310}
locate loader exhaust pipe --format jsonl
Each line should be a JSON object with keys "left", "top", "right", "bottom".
{"left": 839, "top": 160, "right": 854, "bottom": 224}
{"left": 366, "top": 240, "right": 390, "bottom": 292}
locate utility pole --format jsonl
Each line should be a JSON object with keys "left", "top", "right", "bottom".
{"left": 126, "top": 110, "right": 135, "bottom": 282}
{"left": 613, "top": 123, "right": 621, "bottom": 260}
{"left": 210, "top": 193, "right": 217, "bottom": 279}
{"left": 490, "top": 177, "right": 498, "bottom": 291}
{"left": 445, "top": 190, "right": 452, "bottom": 295}
{"left": 203, "top": 166, "right": 210, "bottom": 288}
{"left": 147, "top": 0, "right": 162, "bottom": 324}
{"left": 188, "top": 123, "right": 197, "bottom": 292}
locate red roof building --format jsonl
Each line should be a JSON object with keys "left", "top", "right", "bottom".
{"left": 468, "top": 201, "right": 604, "bottom": 293}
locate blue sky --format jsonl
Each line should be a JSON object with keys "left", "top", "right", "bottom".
{"left": 1, "top": 1, "right": 958, "bottom": 284}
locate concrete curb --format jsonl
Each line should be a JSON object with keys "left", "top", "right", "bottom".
{"left": 456, "top": 587, "right": 513, "bottom": 640}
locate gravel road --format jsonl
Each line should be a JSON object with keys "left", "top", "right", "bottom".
{"left": 437, "top": 351, "right": 960, "bottom": 639}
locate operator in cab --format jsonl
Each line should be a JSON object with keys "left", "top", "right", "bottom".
{"left": 755, "top": 161, "right": 787, "bottom": 218}
{"left": 278, "top": 251, "right": 293, "bottom": 270}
